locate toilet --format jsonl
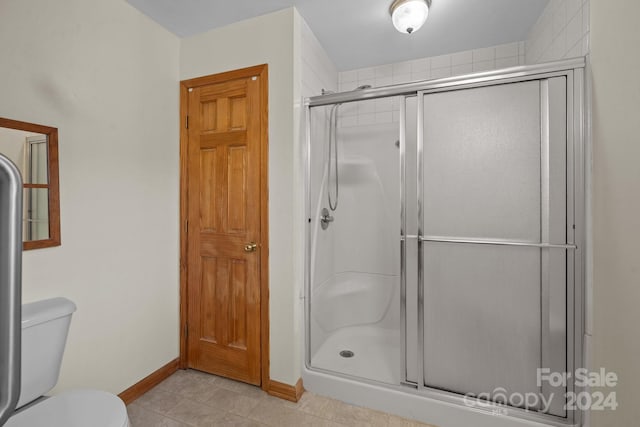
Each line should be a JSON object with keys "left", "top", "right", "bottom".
{"left": 5, "top": 298, "right": 129, "bottom": 427}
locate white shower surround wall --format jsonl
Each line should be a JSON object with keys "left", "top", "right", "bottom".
{"left": 308, "top": 118, "right": 400, "bottom": 366}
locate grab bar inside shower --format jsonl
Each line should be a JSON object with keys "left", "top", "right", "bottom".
{"left": 0, "top": 154, "right": 23, "bottom": 425}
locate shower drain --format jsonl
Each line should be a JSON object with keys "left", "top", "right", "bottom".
{"left": 339, "top": 350, "right": 354, "bottom": 358}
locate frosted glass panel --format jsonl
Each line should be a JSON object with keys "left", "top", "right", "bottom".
{"left": 422, "top": 81, "right": 541, "bottom": 241}
{"left": 423, "top": 242, "right": 542, "bottom": 408}
{"left": 418, "top": 78, "right": 569, "bottom": 416}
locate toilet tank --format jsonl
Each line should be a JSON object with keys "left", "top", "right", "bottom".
{"left": 16, "top": 298, "right": 77, "bottom": 409}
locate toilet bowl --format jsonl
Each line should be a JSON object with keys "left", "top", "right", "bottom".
{"left": 5, "top": 390, "right": 129, "bottom": 427}
{"left": 4, "top": 298, "right": 130, "bottom": 427}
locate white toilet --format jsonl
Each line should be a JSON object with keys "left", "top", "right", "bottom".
{"left": 5, "top": 298, "right": 130, "bottom": 427}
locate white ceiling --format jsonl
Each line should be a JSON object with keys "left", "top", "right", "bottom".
{"left": 126, "top": 0, "right": 549, "bottom": 71}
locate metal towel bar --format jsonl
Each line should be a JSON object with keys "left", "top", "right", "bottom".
{"left": 401, "top": 235, "right": 577, "bottom": 250}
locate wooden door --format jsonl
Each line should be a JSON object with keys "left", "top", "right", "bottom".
{"left": 184, "top": 66, "right": 267, "bottom": 385}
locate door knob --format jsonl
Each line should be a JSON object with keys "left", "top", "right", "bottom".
{"left": 244, "top": 242, "right": 258, "bottom": 252}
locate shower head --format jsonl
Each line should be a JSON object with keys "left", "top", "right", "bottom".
{"left": 356, "top": 85, "right": 372, "bottom": 90}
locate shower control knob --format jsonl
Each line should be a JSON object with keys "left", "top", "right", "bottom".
{"left": 244, "top": 242, "right": 258, "bottom": 252}
{"left": 320, "top": 208, "right": 334, "bottom": 230}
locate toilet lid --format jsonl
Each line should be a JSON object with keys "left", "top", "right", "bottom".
{"left": 5, "top": 389, "right": 129, "bottom": 427}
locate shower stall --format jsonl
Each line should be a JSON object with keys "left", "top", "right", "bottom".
{"left": 304, "top": 58, "right": 586, "bottom": 427}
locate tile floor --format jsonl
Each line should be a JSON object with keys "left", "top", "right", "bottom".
{"left": 128, "top": 369, "right": 435, "bottom": 427}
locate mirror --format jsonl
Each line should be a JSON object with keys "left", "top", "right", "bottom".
{"left": 0, "top": 118, "right": 60, "bottom": 250}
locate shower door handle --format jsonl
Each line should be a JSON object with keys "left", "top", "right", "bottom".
{"left": 244, "top": 242, "right": 258, "bottom": 252}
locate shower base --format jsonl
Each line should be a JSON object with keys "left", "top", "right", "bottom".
{"left": 311, "top": 325, "right": 400, "bottom": 385}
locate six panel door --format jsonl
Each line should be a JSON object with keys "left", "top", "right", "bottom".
{"left": 186, "top": 75, "right": 262, "bottom": 385}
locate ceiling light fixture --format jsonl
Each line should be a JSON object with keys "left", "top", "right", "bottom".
{"left": 390, "top": 0, "right": 431, "bottom": 35}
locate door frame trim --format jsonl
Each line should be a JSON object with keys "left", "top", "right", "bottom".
{"left": 179, "top": 64, "right": 270, "bottom": 390}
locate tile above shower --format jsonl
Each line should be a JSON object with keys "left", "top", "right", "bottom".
{"left": 337, "top": 41, "right": 526, "bottom": 127}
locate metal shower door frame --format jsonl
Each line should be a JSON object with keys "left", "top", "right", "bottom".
{"left": 304, "top": 58, "right": 586, "bottom": 427}
{"left": 407, "top": 69, "right": 584, "bottom": 426}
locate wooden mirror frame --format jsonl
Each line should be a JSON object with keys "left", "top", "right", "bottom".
{"left": 0, "top": 118, "right": 61, "bottom": 250}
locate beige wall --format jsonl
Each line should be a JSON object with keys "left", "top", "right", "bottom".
{"left": 6, "top": 4, "right": 639, "bottom": 419}
{"left": 180, "top": 8, "right": 301, "bottom": 385}
{"left": 0, "top": 0, "right": 181, "bottom": 394}
{"left": 590, "top": 1, "right": 640, "bottom": 425}
{"left": 0, "top": 128, "right": 30, "bottom": 175}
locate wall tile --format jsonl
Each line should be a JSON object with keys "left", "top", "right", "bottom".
{"left": 392, "top": 61, "right": 412, "bottom": 75}
{"left": 473, "top": 46, "right": 495, "bottom": 62}
{"left": 339, "top": 115, "right": 358, "bottom": 128}
{"left": 496, "top": 57, "right": 519, "bottom": 68}
{"left": 430, "top": 54, "right": 451, "bottom": 69}
{"left": 340, "top": 70, "right": 357, "bottom": 84}
{"left": 526, "top": 0, "right": 590, "bottom": 64}
{"left": 583, "top": 1, "right": 590, "bottom": 34}
{"left": 565, "top": 41, "right": 582, "bottom": 59}
{"left": 358, "top": 113, "right": 376, "bottom": 126}
{"left": 392, "top": 73, "right": 411, "bottom": 85}
{"left": 451, "top": 50, "right": 472, "bottom": 66}
{"left": 552, "top": 31, "right": 567, "bottom": 59}
{"left": 472, "top": 60, "right": 495, "bottom": 72}
{"left": 452, "top": 63, "right": 473, "bottom": 76}
{"left": 374, "top": 64, "right": 393, "bottom": 78}
{"left": 301, "top": 18, "right": 338, "bottom": 97}
{"left": 431, "top": 67, "right": 451, "bottom": 79}
{"left": 357, "top": 68, "right": 375, "bottom": 81}
{"left": 339, "top": 102, "right": 357, "bottom": 117}
{"left": 495, "top": 42, "right": 519, "bottom": 59}
{"left": 410, "top": 58, "right": 430, "bottom": 73}
{"left": 375, "top": 75, "right": 393, "bottom": 87}
{"left": 375, "top": 112, "right": 393, "bottom": 124}
{"left": 375, "top": 97, "right": 394, "bottom": 113}
{"left": 538, "top": 25, "right": 554, "bottom": 54}
{"left": 553, "top": 1, "right": 567, "bottom": 37}
{"left": 411, "top": 70, "right": 429, "bottom": 82}
{"left": 566, "top": 0, "right": 582, "bottom": 20}
{"left": 566, "top": 9, "right": 583, "bottom": 51}
{"left": 358, "top": 100, "right": 375, "bottom": 115}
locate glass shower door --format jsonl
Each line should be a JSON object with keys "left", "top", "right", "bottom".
{"left": 407, "top": 78, "right": 572, "bottom": 418}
